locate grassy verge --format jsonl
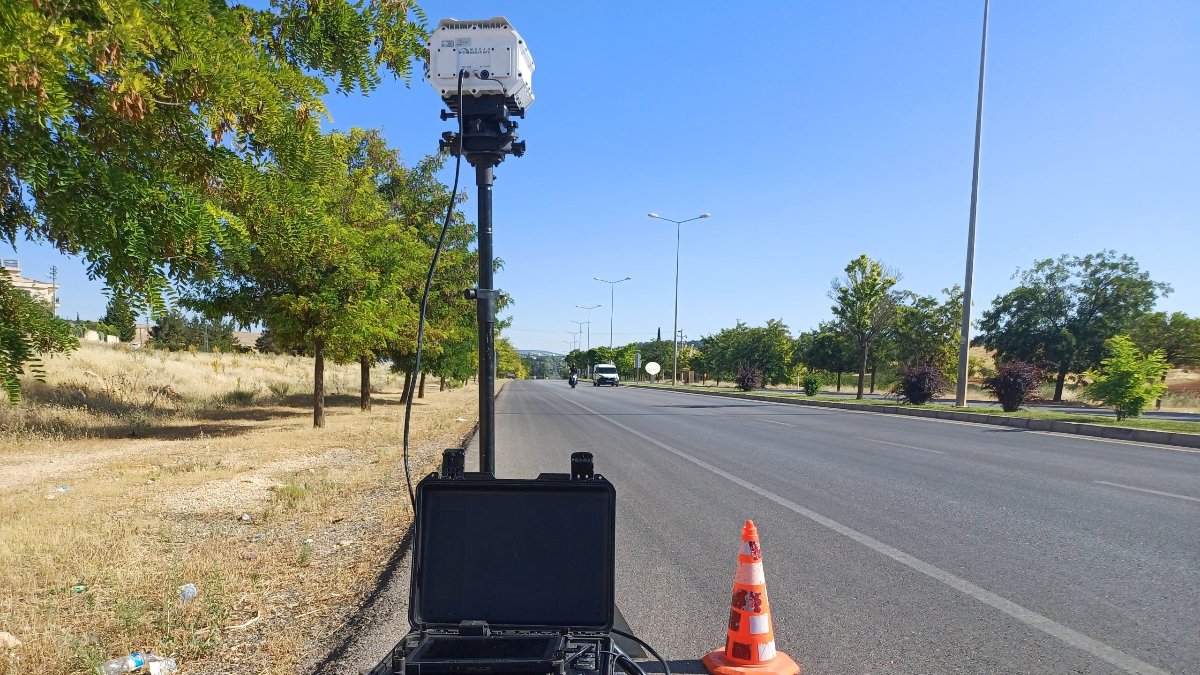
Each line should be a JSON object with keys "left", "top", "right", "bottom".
{"left": 0, "top": 344, "right": 489, "bottom": 674}
{"left": 634, "top": 383, "right": 1200, "bottom": 435}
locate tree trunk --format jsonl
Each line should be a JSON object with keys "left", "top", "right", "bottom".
{"left": 400, "top": 370, "right": 413, "bottom": 403}
{"left": 856, "top": 345, "right": 868, "bottom": 400}
{"left": 313, "top": 337, "right": 325, "bottom": 428}
{"left": 836, "top": 371, "right": 842, "bottom": 391}
{"left": 1156, "top": 373, "right": 1166, "bottom": 409}
{"left": 1053, "top": 364, "right": 1069, "bottom": 402}
{"left": 870, "top": 364, "right": 877, "bottom": 394}
{"left": 360, "top": 357, "right": 371, "bottom": 411}
{"left": 440, "top": 376, "right": 446, "bottom": 392}
{"left": 419, "top": 372, "right": 426, "bottom": 399}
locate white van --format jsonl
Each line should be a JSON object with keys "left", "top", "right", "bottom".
{"left": 593, "top": 364, "right": 620, "bottom": 387}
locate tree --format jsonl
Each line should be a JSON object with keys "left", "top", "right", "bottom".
{"left": 700, "top": 320, "right": 794, "bottom": 387}
{"left": 1085, "top": 335, "right": 1168, "bottom": 420}
{"left": 1, "top": 0, "right": 428, "bottom": 400}
{"left": 1129, "top": 312, "right": 1200, "bottom": 369}
{"left": 829, "top": 255, "right": 900, "bottom": 399}
{"left": 495, "top": 337, "right": 528, "bottom": 379}
{"left": 102, "top": 292, "right": 138, "bottom": 342}
{"left": 320, "top": 130, "right": 424, "bottom": 411}
{"left": 797, "top": 325, "right": 857, "bottom": 392}
{"left": 892, "top": 286, "right": 963, "bottom": 375}
{"left": 975, "top": 251, "right": 1169, "bottom": 401}
{"left": 380, "top": 154, "right": 481, "bottom": 405}
{"left": 1, "top": 275, "right": 78, "bottom": 403}
{"left": 189, "top": 130, "right": 377, "bottom": 427}
{"left": 151, "top": 310, "right": 236, "bottom": 352}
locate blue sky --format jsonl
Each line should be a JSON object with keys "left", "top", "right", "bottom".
{"left": 7, "top": 1, "right": 1198, "bottom": 353}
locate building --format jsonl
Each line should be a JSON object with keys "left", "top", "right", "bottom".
{"left": 2, "top": 258, "right": 58, "bottom": 310}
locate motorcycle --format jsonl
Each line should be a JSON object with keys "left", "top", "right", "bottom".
{"left": 568, "top": 373, "right": 578, "bottom": 388}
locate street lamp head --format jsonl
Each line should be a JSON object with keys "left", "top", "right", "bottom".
{"left": 700, "top": 213, "right": 711, "bottom": 218}
{"left": 620, "top": 277, "right": 631, "bottom": 282}
{"left": 647, "top": 212, "right": 659, "bottom": 219}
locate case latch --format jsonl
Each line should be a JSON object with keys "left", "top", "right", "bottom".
{"left": 441, "top": 449, "right": 466, "bottom": 479}
{"left": 458, "top": 620, "right": 490, "bottom": 637}
{"left": 571, "top": 452, "right": 594, "bottom": 480}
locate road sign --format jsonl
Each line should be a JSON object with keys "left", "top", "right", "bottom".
{"left": 645, "top": 361, "right": 661, "bottom": 376}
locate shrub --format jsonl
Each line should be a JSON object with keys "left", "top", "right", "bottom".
{"left": 984, "top": 361, "right": 1042, "bottom": 412}
{"left": 735, "top": 364, "right": 763, "bottom": 392}
{"left": 802, "top": 372, "right": 823, "bottom": 396}
{"left": 893, "top": 364, "right": 949, "bottom": 404}
{"left": 1085, "top": 335, "right": 1168, "bottom": 420}
{"left": 221, "top": 387, "right": 258, "bottom": 406}
{"left": 267, "top": 381, "right": 293, "bottom": 400}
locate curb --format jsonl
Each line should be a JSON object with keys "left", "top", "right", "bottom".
{"left": 627, "top": 385, "right": 1200, "bottom": 449}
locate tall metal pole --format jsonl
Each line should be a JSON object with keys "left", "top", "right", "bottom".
{"left": 648, "top": 213, "right": 709, "bottom": 386}
{"left": 955, "top": 0, "right": 990, "bottom": 407}
{"left": 594, "top": 277, "right": 630, "bottom": 350}
{"left": 476, "top": 163, "right": 497, "bottom": 473}
{"left": 672, "top": 222, "right": 681, "bottom": 386}
{"left": 609, "top": 284, "right": 615, "bottom": 349}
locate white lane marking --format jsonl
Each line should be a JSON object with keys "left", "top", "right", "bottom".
{"left": 557, "top": 393, "right": 1171, "bottom": 675}
{"left": 855, "top": 436, "right": 946, "bottom": 454}
{"left": 625, "top": 386, "right": 1200, "bottom": 454}
{"left": 1094, "top": 481, "right": 1200, "bottom": 504}
{"left": 757, "top": 418, "right": 799, "bottom": 427}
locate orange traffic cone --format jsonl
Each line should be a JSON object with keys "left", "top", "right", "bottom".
{"left": 702, "top": 520, "right": 801, "bottom": 675}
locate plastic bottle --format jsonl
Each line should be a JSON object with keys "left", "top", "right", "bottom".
{"left": 96, "top": 653, "right": 178, "bottom": 675}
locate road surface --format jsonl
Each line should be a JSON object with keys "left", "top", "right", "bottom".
{"left": 469, "top": 380, "right": 1200, "bottom": 674}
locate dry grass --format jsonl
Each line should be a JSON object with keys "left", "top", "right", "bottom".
{"left": 0, "top": 344, "right": 489, "bottom": 674}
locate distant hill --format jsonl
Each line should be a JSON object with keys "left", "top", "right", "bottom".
{"left": 516, "top": 349, "right": 563, "bottom": 357}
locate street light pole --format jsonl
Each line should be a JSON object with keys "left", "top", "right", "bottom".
{"left": 576, "top": 304, "right": 600, "bottom": 351}
{"left": 594, "top": 277, "right": 631, "bottom": 349}
{"left": 955, "top": 0, "right": 990, "bottom": 407}
{"left": 648, "top": 212, "right": 710, "bottom": 386}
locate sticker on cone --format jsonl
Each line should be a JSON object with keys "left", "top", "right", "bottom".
{"left": 702, "top": 520, "right": 801, "bottom": 675}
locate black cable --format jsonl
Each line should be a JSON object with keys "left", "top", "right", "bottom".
{"left": 610, "top": 629, "right": 671, "bottom": 675}
{"left": 402, "top": 70, "right": 465, "bottom": 509}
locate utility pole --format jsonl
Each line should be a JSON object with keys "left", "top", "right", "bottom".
{"left": 955, "top": 0, "right": 990, "bottom": 407}
{"left": 48, "top": 265, "right": 59, "bottom": 315}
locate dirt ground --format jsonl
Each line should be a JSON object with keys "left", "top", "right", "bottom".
{"left": 0, "top": 344, "right": 489, "bottom": 674}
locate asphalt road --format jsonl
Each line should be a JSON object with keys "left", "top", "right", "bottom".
{"left": 468, "top": 380, "right": 1200, "bottom": 675}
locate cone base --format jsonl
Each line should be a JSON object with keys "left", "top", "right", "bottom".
{"left": 702, "top": 649, "right": 801, "bottom": 675}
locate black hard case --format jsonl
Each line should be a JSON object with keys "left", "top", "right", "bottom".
{"left": 366, "top": 471, "right": 616, "bottom": 675}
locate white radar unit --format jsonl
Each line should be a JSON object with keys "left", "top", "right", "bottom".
{"left": 427, "top": 16, "right": 535, "bottom": 115}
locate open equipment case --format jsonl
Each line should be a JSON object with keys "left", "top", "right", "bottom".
{"left": 366, "top": 452, "right": 620, "bottom": 675}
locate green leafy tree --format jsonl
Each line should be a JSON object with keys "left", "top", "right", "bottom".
{"left": 102, "top": 292, "right": 138, "bottom": 342}
{"left": 700, "top": 320, "right": 794, "bottom": 387}
{"left": 1, "top": 274, "right": 78, "bottom": 403}
{"left": 892, "top": 286, "right": 963, "bottom": 375}
{"left": 381, "top": 154, "right": 481, "bottom": 404}
{"left": 797, "top": 325, "right": 858, "bottom": 391}
{"left": 1085, "top": 335, "right": 1168, "bottom": 420}
{"left": 1, "top": 0, "right": 428, "bottom": 400}
{"left": 189, "top": 130, "right": 375, "bottom": 427}
{"left": 975, "top": 251, "right": 1169, "bottom": 400}
{"left": 829, "top": 254, "right": 900, "bottom": 399}
{"left": 636, "top": 338, "right": 676, "bottom": 381}
{"left": 496, "top": 337, "right": 528, "bottom": 379}
{"left": 613, "top": 343, "right": 638, "bottom": 379}
{"left": 151, "top": 310, "right": 236, "bottom": 352}
{"left": 1129, "top": 312, "right": 1200, "bottom": 369}
{"left": 321, "top": 130, "right": 424, "bottom": 411}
